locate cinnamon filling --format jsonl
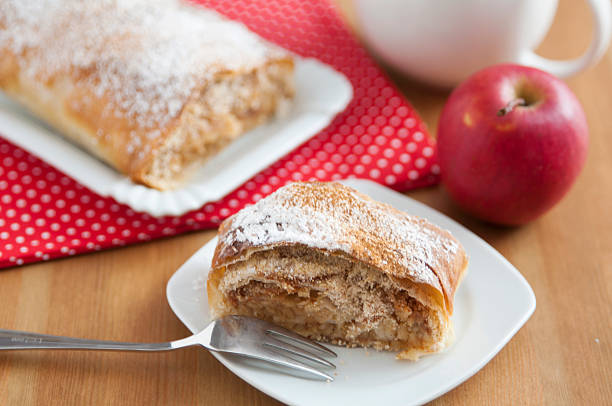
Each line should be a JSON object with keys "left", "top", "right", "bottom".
{"left": 219, "top": 248, "right": 442, "bottom": 354}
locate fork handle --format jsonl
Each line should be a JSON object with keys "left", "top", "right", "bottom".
{"left": 0, "top": 329, "right": 173, "bottom": 351}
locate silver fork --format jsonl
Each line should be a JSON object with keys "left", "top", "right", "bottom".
{"left": 0, "top": 315, "right": 337, "bottom": 381}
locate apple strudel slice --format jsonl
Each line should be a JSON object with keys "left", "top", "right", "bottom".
{"left": 0, "top": 0, "right": 294, "bottom": 190}
{"left": 207, "top": 182, "right": 468, "bottom": 360}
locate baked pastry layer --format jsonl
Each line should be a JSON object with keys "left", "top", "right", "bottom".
{"left": 0, "top": 0, "right": 294, "bottom": 189}
{"left": 208, "top": 182, "right": 468, "bottom": 360}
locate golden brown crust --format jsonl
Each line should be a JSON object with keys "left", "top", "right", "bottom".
{"left": 212, "top": 182, "right": 468, "bottom": 315}
{"left": 0, "top": 0, "right": 294, "bottom": 189}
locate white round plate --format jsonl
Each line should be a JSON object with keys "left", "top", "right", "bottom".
{"left": 166, "top": 179, "right": 536, "bottom": 405}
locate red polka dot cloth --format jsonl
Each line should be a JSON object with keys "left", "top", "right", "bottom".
{"left": 0, "top": 0, "right": 440, "bottom": 268}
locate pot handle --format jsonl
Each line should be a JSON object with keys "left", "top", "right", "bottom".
{"left": 519, "top": 0, "right": 612, "bottom": 77}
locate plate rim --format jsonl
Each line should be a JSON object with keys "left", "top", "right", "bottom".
{"left": 0, "top": 57, "right": 353, "bottom": 216}
{"left": 166, "top": 179, "right": 536, "bottom": 405}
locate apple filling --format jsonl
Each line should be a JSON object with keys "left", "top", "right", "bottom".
{"left": 212, "top": 247, "right": 449, "bottom": 359}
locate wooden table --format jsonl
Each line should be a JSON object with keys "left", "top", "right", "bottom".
{"left": 1, "top": 0, "right": 611, "bottom": 404}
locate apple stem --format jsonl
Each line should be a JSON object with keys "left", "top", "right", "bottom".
{"left": 497, "top": 98, "right": 527, "bottom": 116}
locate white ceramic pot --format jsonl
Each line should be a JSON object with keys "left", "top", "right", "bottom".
{"left": 354, "top": 0, "right": 612, "bottom": 87}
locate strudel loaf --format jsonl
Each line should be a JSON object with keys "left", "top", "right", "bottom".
{"left": 207, "top": 182, "right": 468, "bottom": 360}
{"left": 0, "top": 0, "right": 294, "bottom": 189}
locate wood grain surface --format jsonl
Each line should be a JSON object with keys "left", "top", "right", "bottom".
{"left": 1, "top": 0, "right": 611, "bottom": 404}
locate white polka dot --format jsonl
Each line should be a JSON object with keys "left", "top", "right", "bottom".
{"left": 432, "top": 164, "right": 441, "bottom": 175}
{"left": 408, "top": 170, "right": 419, "bottom": 180}
{"left": 323, "top": 162, "right": 334, "bottom": 172}
{"left": 369, "top": 169, "right": 381, "bottom": 178}
{"left": 377, "top": 159, "right": 388, "bottom": 168}
{"left": 6, "top": 209, "right": 15, "bottom": 218}
{"left": 16, "top": 236, "right": 25, "bottom": 243}
{"left": 413, "top": 131, "right": 424, "bottom": 142}
{"left": 422, "top": 146, "right": 434, "bottom": 157}
{"left": 415, "top": 158, "right": 426, "bottom": 168}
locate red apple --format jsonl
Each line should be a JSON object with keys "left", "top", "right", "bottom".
{"left": 437, "top": 64, "right": 588, "bottom": 225}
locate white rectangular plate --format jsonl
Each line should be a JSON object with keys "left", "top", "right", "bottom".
{"left": 0, "top": 58, "right": 353, "bottom": 216}
{"left": 166, "top": 179, "right": 536, "bottom": 406}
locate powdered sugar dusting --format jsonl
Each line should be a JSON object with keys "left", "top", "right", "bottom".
{"left": 0, "top": 0, "right": 284, "bottom": 133}
{"left": 218, "top": 182, "right": 463, "bottom": 290}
